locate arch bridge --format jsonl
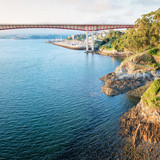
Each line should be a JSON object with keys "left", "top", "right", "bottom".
{"left": 0, "top": 24, "right": 135, "bottom": 52}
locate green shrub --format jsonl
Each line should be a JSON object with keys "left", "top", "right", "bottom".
{"left": 149, "top": 48, "right": 159, "bottom": 55}
{"left": 142, "top": 79, "right": 160, "bottom": 108}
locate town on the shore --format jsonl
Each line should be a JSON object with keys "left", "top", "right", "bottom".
{"left": 46, "top": 29, "right": 123, "bottom": 53}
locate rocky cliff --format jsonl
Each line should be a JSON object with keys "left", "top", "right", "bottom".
{"left": 101, "top": 52, "right": 160, "bottom": 96}
{"left": 101, "top": 52, "right": 160, "bottom": 150}
{"left": 120, "top": 79, "right": 160, "bottom": 146}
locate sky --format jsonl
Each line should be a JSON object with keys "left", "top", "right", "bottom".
{"left": 0, "top": 0, "right": 159, "bottom": 35}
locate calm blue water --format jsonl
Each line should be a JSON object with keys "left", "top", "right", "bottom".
{"left": 0, "top": 39, "right": 139, "bottom": 160}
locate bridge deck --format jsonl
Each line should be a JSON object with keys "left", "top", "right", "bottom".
{"left": 0, "top": 24, "right": 134, "bottom": 31}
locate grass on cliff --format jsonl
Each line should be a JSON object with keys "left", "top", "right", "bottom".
{"left": 123, "top": 49, "right": 160, "bottom": 69}
{"left": 148, "top": 48, "right": 159, "bottom": 56}
{"left": 133, "top": 51, "right": 160, "bottom": 69}
{"left": 142, "top": 79, "right": 160, "bottom": 109}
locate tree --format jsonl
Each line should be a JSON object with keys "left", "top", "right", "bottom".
{"left": 112, "top": 8, "right": 160, "bottom": 52}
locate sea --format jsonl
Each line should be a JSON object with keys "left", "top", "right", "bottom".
{"left": 0, "top": 38, "right": 139, "bottom": 160}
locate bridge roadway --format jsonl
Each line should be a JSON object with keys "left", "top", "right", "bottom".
{"left": 0, "top": 24, "right": 135, "bottom": 52}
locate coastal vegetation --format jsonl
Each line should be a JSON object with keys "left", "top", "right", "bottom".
{"left": 149, "top": 47, "right": 159, "bottom": 55}
{"left": 74, "top": 34, "right": 86, "bottom": 41}
{"left": 98, "top": 30, "right": 124, "bottom": 49}
{"left": 98, "top": 8, "right": 160, "bottom": 58}
{"left": 112, "top": 8, "right": 160, "bottom": 53}
{"left": 66, "top": 34, "right": 86, "bottom": 41}
{"left": 132, "top": 51, "right": 160, "bottom": 69}
{"left": 142, "top": 78, "right": 160, "bottom": 108}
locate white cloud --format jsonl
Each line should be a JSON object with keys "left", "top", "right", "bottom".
{"left": 76, "top": 0, "right": 119, "bottom": 12}
{"left": 0, "top": 0, "right": 159, "bottom": 24}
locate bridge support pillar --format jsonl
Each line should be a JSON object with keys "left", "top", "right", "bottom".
{"left": 91, "top": 31, "right": 94, "bottom": 52}
{"left": 86, "top": 31, "right": 89, "bottom": 52}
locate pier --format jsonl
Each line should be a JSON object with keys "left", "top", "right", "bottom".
{"left": 46, "top": 39, "right": 98, "bottom": 51}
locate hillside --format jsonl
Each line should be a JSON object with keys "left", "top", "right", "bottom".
{"left": 98, "top": 8, "right": 160, "bottom": 59}
{"left": 113, "top": 8, "right": 160, "bottom": 53}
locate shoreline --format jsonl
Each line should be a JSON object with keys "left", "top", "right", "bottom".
{"left": 100, "top": 50, "right": 160, "bottom": 156}
{"left": 98, "top": 49, "right": 135, "bottom": 58}
{"left": 46, "top": 40, "right": 99, "bottom": 50}
{"left": 53, "top": 42, "right": 86, "bottom": 50}
{"left": 49, "top": 41, "right": 135, "bottom": 58}
{"left": 46, "top": 40, "right": 135, "bottom": 58}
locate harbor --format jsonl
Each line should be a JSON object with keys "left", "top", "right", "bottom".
{"left": 46, "top": 39, "right": 99, "bottom": 51}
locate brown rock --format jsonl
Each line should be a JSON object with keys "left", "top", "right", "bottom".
{"left": 101, "top": 87, "right": 119, "bottom": 96}
{"left": 120, "top": 100, "right": 160, "bottom": 146}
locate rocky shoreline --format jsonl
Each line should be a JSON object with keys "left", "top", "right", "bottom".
{"left": 98, "top": 49, "right": 134, "bottom": 58}
{"left": 100, "top": 71, "right": 153, "bottom": 96}
{"left": 127, "top": 82, "right": 152, "bottom": 98}
{"left": 100, "top": 53, "right": 160, "bottom": 96}
{"left": 100, "top": 51, "right": 160, "bottom": 155}
{"left": 120, "top": 99, "right": 160, "bottom": 146}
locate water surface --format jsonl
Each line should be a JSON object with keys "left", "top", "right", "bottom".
{"left": 0, "top": 39, "right": 139, "bottom": 160}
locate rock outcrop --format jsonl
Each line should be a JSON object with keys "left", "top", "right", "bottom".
{"left": 120, "top": 99, "right": 160, "bottom": 146}
{"left": 127, "top": 82, "right": 152, "bottom": 98}
{"left": 100, "top": 52, "right": 160, "bottom": 148}
{"left": 120, "top": 79, "right": 160, "bottom": 146}
{"left": 100, "top": 52, "right": 160, "bottom": 150}
{"left": 98, "top": 48, "right": 134, "bottom": 57}
{"left": 101, "top": 53, "right": 160, "bottom": 96}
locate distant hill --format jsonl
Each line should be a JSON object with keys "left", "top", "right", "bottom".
{"left": 0, "top": 34, "right": 68, "bottom": 40}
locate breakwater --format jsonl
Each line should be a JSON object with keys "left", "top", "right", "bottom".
{"left": 46, "top": 40, "right": 98, "bottom": 50}
{"left": 53, "top": 42, "right": 86, "bottom": 50}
